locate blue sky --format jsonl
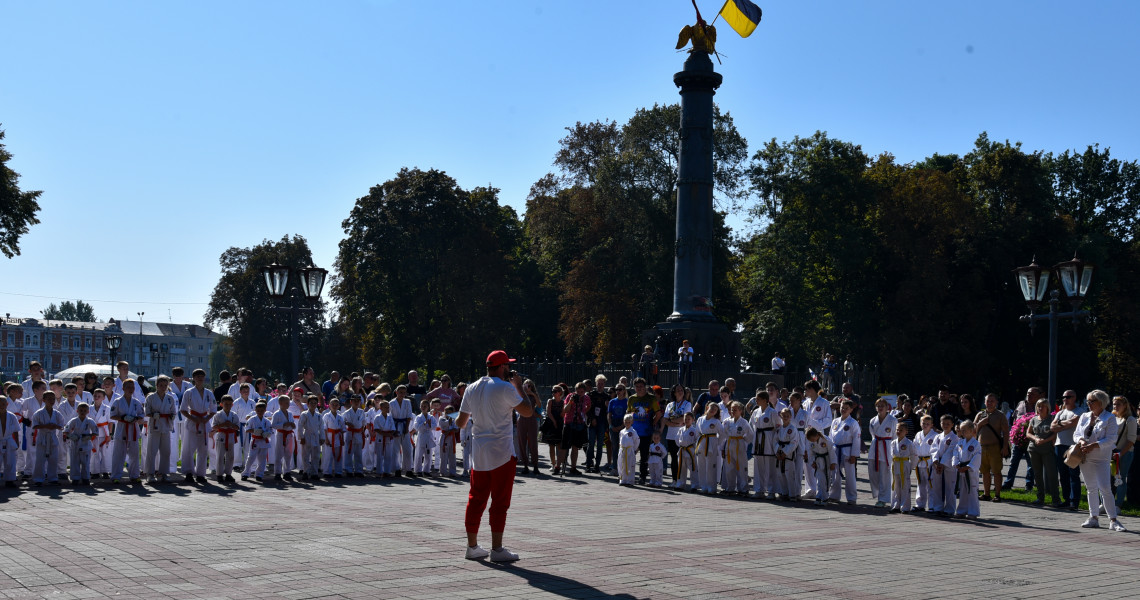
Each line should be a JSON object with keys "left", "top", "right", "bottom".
{"left": 2, "top": 1, "right": 1137, "bottom": 330}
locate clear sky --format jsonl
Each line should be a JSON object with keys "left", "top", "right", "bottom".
{"left": 2, "top": 1, "right": 1137, "bottom": 330}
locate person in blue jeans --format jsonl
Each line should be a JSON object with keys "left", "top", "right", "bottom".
{"left": 677, "top": 340, "right": 694, "bottom": 388}
{"left": 584, "top": 376, "right": 611, "bottom": 473}
{"left": 606, "top": 385, "right": 629, "bottom": 473}
{"left": 1050, "top": 391, "right": 1084, "bottom": 508}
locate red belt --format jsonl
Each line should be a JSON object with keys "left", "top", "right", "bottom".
{"left": 276, "top": 428, "right": 295, "bottom": 453}
{"left": 874, "top": 436, "right": 891, "bottom": 472}
{"left": 96, "top": 422, "right": 112, "bottom": 449}
{"left": 347, "top": 425, "right": 364, "bottom": 443}
{"left": 326, "top": 428, "right": 343, "bottom": 461}
{"left": 190, "top": 410, "right": 211, "bottom": 438}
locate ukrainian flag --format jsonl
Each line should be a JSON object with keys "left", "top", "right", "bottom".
{"left": 718, "top": 0, "right": 762, "bottom": 38}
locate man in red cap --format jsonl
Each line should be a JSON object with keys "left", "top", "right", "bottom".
{"left": 457, "top": 350, "right": 533, "bottom": 562}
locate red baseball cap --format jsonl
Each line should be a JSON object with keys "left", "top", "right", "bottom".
{"left": 292, "top": 386, "right": 305, "bottom": 393}
{"left": 486, "top": 350, "right": 516, "bottom": 368}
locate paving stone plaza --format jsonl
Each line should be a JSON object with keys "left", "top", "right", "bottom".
{"left": 1, "top": 458, "right": 1135, "bottom": 600}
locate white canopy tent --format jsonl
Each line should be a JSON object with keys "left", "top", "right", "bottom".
{"left": 53, "top": 363, "right": 138, "bottom": 381}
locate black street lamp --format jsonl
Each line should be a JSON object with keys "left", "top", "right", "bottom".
{"left": 106, "top": 334, "right": 122, "bottom": 378}
{"left": 150, "top": 342, "right": 169, "bottom": 377}
{"left": 1014, "top": 254, "right": 1094, "bottom": 405}
{"left": 261, "top": 263, "right": 327, "bottom": 381}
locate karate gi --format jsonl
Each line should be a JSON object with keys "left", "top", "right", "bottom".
{"left": 809, "top": 435, "right": 838, "bottom": 498}
{"left": 389, "top": 398, "right": 414, "bottom": 474}
{"left": 242, "top": 415, "right": 272, "bottom": 477}
{"left": 912, "top": 428, "right": 937, "bottom": 510}
{"left": 790, "top": 408, "right": 809, "bottom": 497}
{"left": 144, "top": 391, "right": 177, "bottom": 477}
{"left": 723, "top": 417, "right": 753, "bottom": 493}
{"left": 56, "top": 399, "right": 79, "bottom": 473}
{"left": 271, "top": 409, "right": 297, "bottom": 476}
{"left": 231, "top": 396, "right": 257, "bottom": 469}
{"left": 647, "top": 442, "right": 667, "bottom": 486}
{"left": 868, "top": 414, "right": 898, "bottom": 503}
{"left": 342, "top": 407, "right": 367, "bottom": 475}
{"left": 460, "top": 418, "right": 473, "bottom": 476}
{"left": 168, "top": 378, "right": 191, "bottom": 473}
{"left": 953, "top": 437, "right": 982, "bottom": 517}
{"left": 110, "top": 394, "right": 144, "bottom": 481}
{"left": 19, "top": 395, "right": 42, "bottom": 477}
{"left": 695, "top": 416, "right": 721, "bottom": 493}
{"left": 65, "top": 416, "right": 97, "bottom": 482}
{"left": 212, "top": 410, "right": 241, "bottom": 477}
{"left": 774, "top": 424, "right": 800, "bottom": 498}
{"left": 618, "top": 427, "right": 639, "bottom": 485}
{"left": 298, "top": 409, "right": 323, "bottom": 477}
{"left": 31, "top": 407, "right": 65, "bottom": 483}
{"left": 890, "top": 437, "right": 913, "bottom": 512}
{"left": 0, "top": 409, "right": 18, "bottom": 482}
{"left": 90, "top": 400, "right": 113, "bottom": 476}
{"left": 362, "top": 406, "right": 376, "bottom": 472}
{"left": 674, "top": 425, "right": 698, "bottom": 490}
{"left": 931, "top": 430, "right": 960, "bottom": 514}
{"left": 411, "top": 413, "right": 437, "bottom": 475}
{"left": 371, "top": 412, "right": 396, "bottom": 476}
{"left": 321, "top": 410, "right": 345, "bottom": 475}
{"left": 828, "top": 415, "right": 861, "bottom": 502}
{"left": 180, "top": 386, "right": 216, "bottom": 478}
{"left": 750, "top": 406, "right": 777, "bottom": 496}
{"left": 438, "top": 415, "right": 458, "bottom": 476}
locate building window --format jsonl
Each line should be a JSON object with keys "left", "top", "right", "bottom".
{"left": 62, "top": 335, "right": 69, "bottom": 349}
{"left": 85, "top": 338, "right": 92, "bottom": 350}
{"left": 6, "top": 333, "right": 12, "bottom": 347}
{"left": 61, "top": 356, "right": 68, "bottom": 369}
{"left": 32, "top": 334, "right": 38, "bottom": 347}
{"left": 25, "top": 334, "right": 30, "bottom": 345}
{"left": 95, "top": 338, "right": 102, "bottom": 350}
{"left": 5, "top": 355, "right": 13, "bottom": 369}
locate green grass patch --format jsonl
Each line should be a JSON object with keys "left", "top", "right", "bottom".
{"left": 994, "top": 485, "right": 1140, "bottom": 518}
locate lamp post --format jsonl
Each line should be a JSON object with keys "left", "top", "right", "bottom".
{"left": 135, "top": 312, "right": 144, "bottom": 370}
{"left": 150, "top": 342, "right": 169, "bottom": 377}
{"left": 106, "top": 334, "right": 122, "bottom": 379}
{"left": 261, "top": 263, "right": 327, "bottom": 381}
{"left": 1014, "top": 254, "right": 1095, "bottom": 405}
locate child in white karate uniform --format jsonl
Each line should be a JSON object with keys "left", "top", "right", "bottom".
{"left": 803, "top": 380, "right": 832, "bottom": 500}
{"left": 322, "top": 398, "right": 346, "bottom": 477}
{"left": 788, "top": 393, "right": 810, "bottom": 499}
{"left": 411, "top": 400, "right": 437, "bottom": 476}
{"left": 674, "top": 413, "right": 698, "bottom": 491}
{"left": 953, "top": 420, "right": 982, "bottom": 519}
{"left": 460, "top": 415, "right": 474, "bottom": 477}
{"left": 371, "top": 400, "right": 396, "bottom": 477}
{"left": 828, "top": 400, "right": 861, "bottom": 504}
{"left": 774, "top": 408, "right": 800, "bottom": 501}
{"left": 868, "top": 398, "right": 898, "bottom": 507}
{"left": 389, "top": 386, "right": 414, "bottom": 476}
{"left": 890, "top": 421, "right": 913, "bottom": 513}
{"left": 749, "top": 392, "right": 777, "bottom": 498}
{"left": 341, "top": 395, "right": 367, "bottom": 477}
{"left": 722, "top": 402, "right": 753, "bottom": 495}
{"left": 438, "top": 411, "right": 459, "bottom": 477}
{"left": 805, "top": 427, "right": 837, "bottom": 506}
{"left": 297, "top": 395, "right": 323, "bottom": 480}
{"left": 110, "top": 380, "right": 145, "bottom": 484}
{"left": 211, "top": 395, "right": 241, "bottom": 483}
{"left": 617, "top": 414, "right": 639, "bottom": 486}
{"left": 143, "top": 377, "right": 177, "bottom": 483}
{"left": 931, "top": 415, "right": 960, "bottom": 516}
{"left": 362, "top": 398, "right": 377, "bottom": 473}
{"left": 647, "top": 432, "right": 667, "bottom": 487}
{"left": 272, "top": 396, "right": 298, "bottom": 481}
{"left": 231, "top": 384, "right": 257, "bottom": 471}
{"left": 0, "top": 395, "right": 18, "bottom": 486}
{"left": 55, "top": 382, "right": 79, "bottom": 474}
{"left": 31, "top": 391, "right": 65, "bottom": 485}
{"left": 695, "top": 404, "right": 722, "bottom": 494}
{"left": 89, "top": 389, "right": 112, "bottom": 479}
{"left": 912, "top": 415, "right": 936, "bottom": 512}
{"left": 242, "top": 402, "right": 272, "bottom": 481}
{"left": 65, "top": 402, "right": 97, "bottom": 485}
{"left": 20, "top": 382, "right": 44, "bottom": 480}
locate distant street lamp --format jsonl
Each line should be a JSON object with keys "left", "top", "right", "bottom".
{"left": 106, "top": 334, "right": 122, "bottom": 377}
{"left": 150, "top": 342, "right": 169, "bottom": 377}
{"left": 1014, "top": 254, "right": 1094, "bottom": 405}
{"left": 261, "top": 263, "right": 328, "bottom": 380}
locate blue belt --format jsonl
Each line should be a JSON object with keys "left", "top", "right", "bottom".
{"left": 836, "top": 442, "right": 852, "bottom": 465}
{"left": 394, "top": 418, "right": 409, "bottom": 435}
{"left": 22, "top": 422, "right": 28, "bottom": 451}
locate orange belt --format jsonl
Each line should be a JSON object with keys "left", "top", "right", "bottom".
{"left": 347, "top": 425, "right": 364, "bottom": 443}
{"left": 116, "top": 418, "right": 140, "bottom": 442}
{"left": 326, "top": 428, "right": 343, "bottom": 461}
{"left": 190, "top": 410, "right": 211, "bottom": 438}
{"left": 96, "top": 422, "right": 112, "bottom": 449}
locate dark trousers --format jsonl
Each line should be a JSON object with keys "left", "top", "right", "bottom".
{"left": 667, "top": 439, "right": 680, "bottom": 481}
{"left": 678, "top": 362, "right": 692, "bottom": 387}
{"left": 585, "top": 424, "right": 607, "bottom": 469}
{"left": 1004, "top": 444, "right": 1034, "bottom": 489}
{"left": 516, "top": 417, "right": 539, "bottom": 468}
{"left": 638, "top": 434, "right": 653, "bottom": 480}
{"left": 1054, "top": 444, "right": 1083, "bottom": 506}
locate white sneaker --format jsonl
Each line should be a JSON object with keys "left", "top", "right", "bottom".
{"left": 1081, "top": 517, "right": 1100, "bottom": 528}
{"left": 1110, "top": 520, "right": 1126, "bottom": 532}
{"left": 489, "top": 547, "right": 519, "bottom": 563}
{"left": 464, "top": 545, "right": 489, "bottom": 560}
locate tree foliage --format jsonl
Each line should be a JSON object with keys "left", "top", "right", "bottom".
{"left": 204, "top": 235, "right": 326, "bottom": 380}
{"left": 41, "top": 300, "right": 96, "bottom": 322}
{"left": 0, "top": 126, "right": 43, "bottom": 259}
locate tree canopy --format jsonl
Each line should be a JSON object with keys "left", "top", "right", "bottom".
{"left": 0, "top": 126, "right": 42, "bottom": 259}
{"left": 41, "top": 300, "right": 96, "bottom": 322}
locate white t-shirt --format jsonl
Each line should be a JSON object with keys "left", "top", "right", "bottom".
{"left": 771, "top": 356, "right": 785, "bottom": 370}
{"left": 664, "top": 400, "right": 692, "bottom": 441}
{"left": 459, "top": 376, "right": 523, "bottom": 471}
{"left": 678, "top": 346, "right": 694, "bottom": 363}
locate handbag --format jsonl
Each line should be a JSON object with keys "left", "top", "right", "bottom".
{"left": 1063, "top": 444, "right": 1086, "bottom": 468}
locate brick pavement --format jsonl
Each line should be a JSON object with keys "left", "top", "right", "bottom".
{"left": 0, "top": 459, "right": 1136, "bottom": 600}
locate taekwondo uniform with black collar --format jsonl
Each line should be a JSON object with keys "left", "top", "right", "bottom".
{"left": 389, "top": 397, "right": 414, "bottom": 474}
{"left": 774, "top": 423, "right": 800, "bottom": 498}
{"left": 953, "top": 437, "right": 982, "bottom": 517}
{"left": 890, "top": 437, "right": 914, "bottom": 512}
{"left": 695, "top": 415, "right": 721, "bottom": 493}
{"left": 828, "top": 415, "right": 861, "bottom": 503}
{"left": 931, "top": 430, "right": 960, "bottom": 514}
{"left": 868, "top": 413, "right": 898, "bottom": 504}
{"left": 674, "top": 423, "right": 698, "bottom": 490}
{"left": 790, "top": 407, "right": 809, "bottom": 498}
{"left": 912, "top": 428, "right": 937, "bottom": 510}
{"left": 809, "top": 435, "right": 837, "bottom": 498}
{"left": 723, "top": 416, "right": 753, "bottom": 493}
{"left": 749, "top": 405, "right": 775, "bottom": 496}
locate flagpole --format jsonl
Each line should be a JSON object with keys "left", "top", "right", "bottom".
{"left": 710, "top": 0, "right": 729, "bottom": 26}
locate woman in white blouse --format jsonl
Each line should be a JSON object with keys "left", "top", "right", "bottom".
{"left": 1073, "top": 390, "right": 1126, "bottom": 532}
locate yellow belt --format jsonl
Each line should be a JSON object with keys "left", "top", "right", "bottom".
{"left": 698, "top": 433, "right": 717, "bottom": 456}
{"left": 893, "top": 456, "right": 910, "bottom": 490}
{"left": 726, "top": 436, "right": 746, "bottom": 468}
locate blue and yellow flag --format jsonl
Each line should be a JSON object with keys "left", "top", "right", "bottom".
{"left": 718, "top": 0, "right": 762, "bottom": 38}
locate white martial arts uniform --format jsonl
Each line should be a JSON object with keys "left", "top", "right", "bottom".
{"left": 321, "top": 410, "right": 345, "bottom": 475}
{"left": 931, "top": 430, "right": 960, "bottom": 514}
{"left": 242, "top": 415, "right": 272, "bottom": 477}
{"left": 372, "top": 412, "right": 396, "bottom": 476}
{"left": 647, "top": 441, "right": 667, "bottom": 486}
{"left": 5, "top": 398, "right": 22, "bottom": 478}
{"left": 750, "top": 406, "right": 777, "bottom": 496}
{"left": 890, "top": 437, "right": 913, "bottom": 512}
{"left": 411, "top": 413, "right": 437, "bottom": 474}
{"left": 271, "top": 409, "right": 297, "bottom": 476}
{"left": 362, "top": 407, "right": 376, "bottom": 472}
{"left": 89, "top": 400, "right": 112, "bottom": 476}
{"left": 808, "top": 435, "right": 838, "bottom": 498}
{"left": 722, "top": 416, "right": 752, "bottom": 493}
{"left": 212, "top": 409, "right": 241, "bottom": 478}
{"left": 180, "top": 386, "right": 216, "bottom": 478}
{"left": 298, "top": 409, "right": 323, "bottom": 477}
{"left": 389, "top": 397, "right": 414, "bottom": 473}
{"left": 828, "top": 415, "right": 861, "bottom": 503}
{"left": 19, "top": 395, "right": 42, "bottom": 477}
{"left": 55, "top": 398, "right": 79, "bottom": 474}
{"left": 110, "top": 394, "right": 144, "bottom": 481}
{"left": 618, "top": 427, "right": 639, "bottom": 485}
{"left": 868, "top": 413, "right": 898, "bottom": 504}
{"left": 65, "top": 416, "right": 97, "bottom": 482}
{"left": 144, "top": 390, "right": 177, "bottom": 478}
{"left": 0, "top": 409, "right": 18, "bottom": 482}
{"left": 342, "top": 407, "right": 367, "bottom": 475}
{"left": 460, "top": 417, "right": 473, "bottom": 476}
{"left": 774, "top": 423, "right": 800, "bottom": 498}
{"left": 31, "top": 407, "right": 65, "bottom": 483}
{"left": 695, "top": 416, "right": 721, "bottom": 493}
{"left": 438, "top": 414, "right": 458, "bottom": 476}
{"left": 168, "top": 378, "right": 191, "bottom": 473}
{"left": 912, "top": 428, "right": 937, "bottom": 510}
{"left": 953, "top": 436, "right": 982, "bottom": 517}
{"left": 231, "top": 396, "right": 257, "bottom": 469}
{"left": 674, "top": 425, "right": 698, "bottom": 490}
{"left": 790, "top": 407, "right": 809, "bottom": 497}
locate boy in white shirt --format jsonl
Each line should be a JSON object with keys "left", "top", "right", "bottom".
{"left": 411, "top": 399, "right": 437, "bottom": 476}
{"left": 828, "top": 400, "right": 861, "bottom": 504}
{"left": 242, "top": 402, "right": 272, "bottom": 482}
{"left": 65, "top": 402, "right": 97, "bottom": 485}
{"left": 617, "top": 414, "right": 639, "bottom": 486}
{"left": 211, "top": 395, "right": 241, "bottom": 483}
{"left": 889, "top": 421, "right": 913, "bottom": 513}
{"left": 647, "top": 432, "right": 667, "bottom": 487}
{"left": 297, "top": 395, "right": 323, "bottom": 480}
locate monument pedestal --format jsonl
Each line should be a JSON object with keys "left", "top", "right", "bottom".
{"left": 642, "top": 320, "right": 740, "bottom": 365}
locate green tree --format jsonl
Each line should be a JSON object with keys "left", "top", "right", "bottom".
{"left": 40, "top": 300, "right": 97, "bottom": 322}
{"left": 0, "top": 126, "right": 42, "bottom": 258}
{"left": 204, "top": 235, "right": 326, "bottom": 381}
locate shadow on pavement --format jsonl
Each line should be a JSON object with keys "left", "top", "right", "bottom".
{"left": 485, "top": 562, "right": 644, "bottom": 600}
